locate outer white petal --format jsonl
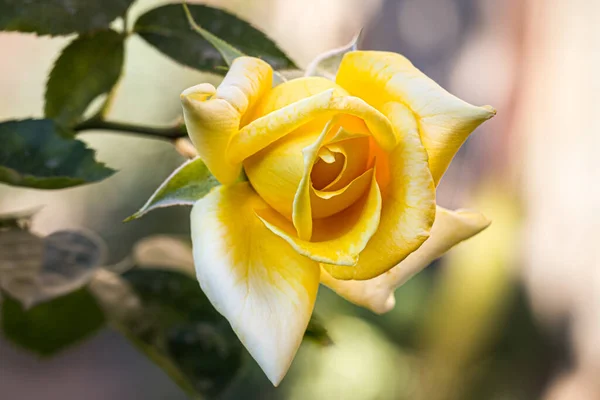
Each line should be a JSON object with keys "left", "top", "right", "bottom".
{"left": 190, "top": 182, "right": 320, "bottom": 385}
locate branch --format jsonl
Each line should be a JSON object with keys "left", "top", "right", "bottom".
{"left": 74, "top": 118, "right": 187, "bottom": 140}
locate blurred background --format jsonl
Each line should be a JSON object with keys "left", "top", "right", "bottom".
{"left": 1, "top": 0, "right": 598, "bottom": 398}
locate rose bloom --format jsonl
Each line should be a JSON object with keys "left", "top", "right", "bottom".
{"left": 180, "top": 51, "right": 495, "bottom": 385}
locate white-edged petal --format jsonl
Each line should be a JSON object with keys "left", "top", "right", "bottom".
{"left": 190, "top": 182, "right": 320, "bottom": 385}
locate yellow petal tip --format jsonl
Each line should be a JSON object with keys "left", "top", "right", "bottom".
{"left": 180, "top": 83, "right": 217, "bottom": 104}
{"left": 453, "top": 209, "right": 492, "bottom": 231}
{"left": 482, "top": 105, "right": 497, "bottom": 117}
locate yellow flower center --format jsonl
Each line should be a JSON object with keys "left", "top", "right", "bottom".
{"left": 244, "top": 107, "right": 380, "bottom": 222}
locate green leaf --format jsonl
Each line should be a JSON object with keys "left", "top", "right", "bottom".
{"left": 95, "top": 269, "right": 243, "bottom": 398}
{"left": 0, "top": 119, "right": 115, "bottom": 189}
{"left": 45, "top": 30, "right": 125, "bottom": 127}
{"left": 182, "top": 2, "right": 244, "bottom": 68}
{"left": 125, "top": 157, "right": 219, "bottom": 222}
{"left": 1, "top": 288, "right": 105, "bottom": 356}
{"left": 181, "top": 3, "right": 287, "bottom": 84}
{"left": 133, "top": 3, "right": 295, "bottom": 73}
{"left": 0, "top": 0, "right": 135, "bottom": 36}
{"left": 305, "top": 30, "right": 362, "bottom": 80}
{"left": 114, "top": 325, "right": 205, "bottom": 400}
{"left": 122, "top": 269, "right": 224, "bottom": 323}
{"left": 123, "top": 269, "right": 243, "bottom": 397}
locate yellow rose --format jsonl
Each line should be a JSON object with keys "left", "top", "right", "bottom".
{"left": 181, "top": 52, "right": 495, "bottom": 385}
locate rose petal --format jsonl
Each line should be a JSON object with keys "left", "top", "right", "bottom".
{"left": 320, "top": 207, "right": 491, "bottom": 314}
{"left": 316, "top": 147, "right": 338, "bottom": 164}
{"left": 190, "top": 182, "right": 320, "bottom": 385}
{"left": 256, "top": 170, "right": 382, "bottom": 266}
{"left": 294, "top": 125, "right": 373, "bottom": 229}
{"left": 181, "top": 57, "right": 272, "bottom": 184}
{"left": 311, "top": 168, "right": 373, "bottom": 218}
{"left": 320, "top": 136, "right": 371, "bottom": 191}
{"left": 292, "top": 119, "right": 338, "bottom": 239}
{"left": 321, "top": 102, "right": 436, "bottom": 280}
{"left": 250, "top": 76, "right": 347, "bottom": 120}
{"left": 244, "top": 128, "right": 316, "bottom": 219}
{"left": 243, "top": 127, "right": 371, "bottom": 223}
{"left": 336, "top": 51, "right": 496, "bottom": 185}
{"left": 228, "top": 92, "right": 398, "bottom": 165}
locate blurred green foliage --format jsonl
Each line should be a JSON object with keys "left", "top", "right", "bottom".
{"left": 2, "top": 288, "right": 105, "bottom": 355}
{"left": 118, "top": 268, "right": 244, "bottom": 398}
